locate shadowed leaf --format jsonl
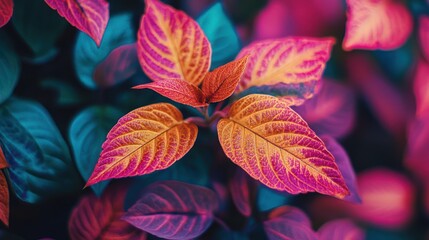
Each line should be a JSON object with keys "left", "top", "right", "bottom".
{"left": 413, "top": 59, "right": 429, "bottom": 117}
{"left": 0, "top": 32, "right": 20, "bottom": 105}
{"left": 229, "top": 168, "right": 255, "bottom": 217}
{"left": 318, "top": 219, "right": 365, "bottom": 240}
{"left": 420, "top": 16, "right": 429, "bottom": 61}
{"left": 0, "top": 147, "right": 7, "bottom": 169}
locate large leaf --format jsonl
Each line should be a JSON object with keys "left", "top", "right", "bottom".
{"left": 74, "top": 13, "right": 135, "bottom": 89}
{"left": 0, "top": 0, "right": 13, "bottom": 27}
{"left": 12, "top": 0, "right": 67, "bottom": 56}
{"left": 317, "top": 219, "right": 365, "bottom": 240}
{"left": 0, "top": 98, "right": 81, "bottom": 203}
{"left": 0, "top": 171, "right": 8, "bottom": 226}
{"left": 69, "top": 106, "right": 123, "bottom": 196}
{"left": 86, "top": 103, "right": 198, "bottom": 186}
{"left": 197, "top": 2, "right": 241, "bottom": 69}
{"left": 420, "top": 16, "right": 429, "bottom": 61}
{"left": 44, "top": 0, "right": 109, "bottom": 46}
{"left": 235, "top": 37, "right": 334, "bottom": 101}
{"left": 137, "top": 0, "right": 211, "bottom": 85}
{"left": 0, "top": 32, "right": 20, "bottom": 104}
{"left": 124, "top": 181, "right": 219, "bottom": 240}
{"left": 343, "top": 0, "right": 412, "bottom": 51}
{"left": 69, "top": 183, "right": 146, "bottom": 240}
{"left": 217, "top": 94, "right": 349, "bottom": 198}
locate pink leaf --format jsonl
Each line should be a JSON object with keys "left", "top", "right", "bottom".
{"left": 0, "top": 0, "right": 13, "bottom": 28}
{"left": 420, "top": 16, "right": 429, "bottom": 61}
{"left": 264, "top": 206, "right": 317, "bottom": 240}
{"left": 318, "top": 219, "right": 365, "bottom": 240}
{"left": 405, "top": 116, "right": 429, "bottom": 182}
{"left": 228, "top": 168, "right": 255, "bottom": 217}
{"left": 44, "top": 0, "right": 109, "bottom": 46}
{"left": 94, "top": 43, "right": 140, "bottom": 88}
{"left": 413, "top": 59, "right": 429, "bottom": 117}
{"left": 343, "top": 0, "right": 413, "bottom": 51}
{"left": 123, "top": 181, "right": 219, "bottom": 240}
{"left": 321, "top": 136, "right": 361, "bottom": 203}
{"left": 293, "top": 80, "right": 356, "bottom": 138}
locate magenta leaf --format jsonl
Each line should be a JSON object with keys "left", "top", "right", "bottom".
{"left": 321, "top": 135, "right": 361, "bottom": 203}
{"left": 405, "top": 115, "right": 429, "bottom": 184}
{"left": 229, "top": 168, "right": 256, "bottom": 217}
{"left": 318, "top": 219, "right": 365, "bottom": 240}
{"left": 264, "top": 206, "right": 317, "bottom": 240}
{"left": 0, "top": 0, "right": 13, "bottom": 28}
{"left": 44, "top": 0, "right": 109, "bottom": 46}
{"left": 123, "top": 181, "right": 219, "bottom": 240}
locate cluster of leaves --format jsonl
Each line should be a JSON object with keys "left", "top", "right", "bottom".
{"left": 0, "top": 0, "right": 428, "bottom": 239}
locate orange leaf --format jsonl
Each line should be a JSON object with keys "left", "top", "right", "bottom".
{"left": 0, "top": 146, "right": 7, "bottom": 169}
{"left": 137, "top": 0, "right": 211, "bottom": 85}
{"left": 86, "top": 103, "right": 198, "bottom": 186}
{"left": 235, "top": 37, "right": 334, "bottom": 93}
{"left": 0, "top": 171, "right": 8, "bottom": 226}
{"left": 202, "top": 56, "right": 248, "bottom": 103}
{"left": 217, "top": 94, "right": 349, "bottom": 198}
{"left": 133, "top": 79, "right": 206, "bottom": 107}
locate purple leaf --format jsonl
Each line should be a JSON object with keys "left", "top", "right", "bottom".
{"left": 318, "top": 219, "right": 365, "bottom": 240}
{"left": 321, "top": 135, "right": 361, "bottom": 203}
{"left": 229, "top": 168, "right": 256, "bottom": 217}
{"left": 264, "top": 206, "right": 317, "bottom": 240}
{"left": 123, "top": 181, "right": 219, "bottom": 240}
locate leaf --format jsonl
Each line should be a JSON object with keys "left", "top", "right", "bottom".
{"left": 420, "top": 16, "right": 429, "bottom": 61}
{"left": 264, "top": 206, "right": 317, "bottom": 240}
{"left": 197, "top": 2, "right": 241, "bottom": 69}
{"left": 0, "top": 32, "right": 20, "bottom": 105}
{"left": 74, "top": 13, "right": 135, "bottom": 89}
{"left": 69, "top": 183, "right": 146, "bottom": 240}
{"left": 69, "top": 106, "right": 123, "bottom": 196}
{"left": 0, "top": 0, "right": 13, "bottom": 28}
{"left": 235, "top": 37, "right": 334, "bottom": 94}
{"left": 123, "top": 180, "right": 219, "bottom": 240}
{"left": 202, "top": 56, "right": 248, "bottom": 103}
{"left": 321, "top": 136, "right": 361, "bottom": 203}
{"left": 342, "top": 0, "right": 413, "bottom": 51}
{"left": 293, "top": 80, "right": 356, "bottom": 139}
{"left": 44, "top": 0, "right": 109, "bottom": 46}
{"left": 406, "top": 116, "right": 429, "bottom": 182}
{"left": 0, "top": 146, "right": 7, "bottom": 169}
{"left": 0, "top": 98, "right": 81, "bottom": 203}
{"left": 133, "top": 79, "right": 206, "bottom": 107}
{"left": 318, "top": 219, "right": 365, "bottom": 240}
{"left": 229, "top": 168, "right": 255, "bottom": 217}
{"left": 12, "top": 0, "right": 67, "bottom": 56}
{"left": 137, "top": 0, "right": 211, "bottom": 85}
{"left": 413, "top": 59, "right": 429, "bottom": 117}
{"left": 257, "top": 185, "right": 293, "bottom": 212}
{"left": 86, "top": 103, "right": 198, "bottom": 186}
{"left": 94, "top": 43, "right": 140, "bottom": 88}
{"left": 217, "top": 94, "right": 349, "bottom": 198}
{"left": 0, "top": 171, "right": 9, "bottom": 226}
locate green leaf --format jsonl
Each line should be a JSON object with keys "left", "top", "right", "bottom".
{"left": 69, "top": 106, "right": 123, "bottom": 196}
{"left": 0, "top": 32, "right": 20, "bottom": 104}
{"left": 74, "top": 13, "right": 135, "bottom": 89}
{"left": 12, "top": 0, "right": 67, "bottom": 56}
{"left": 0, "top": 98, "right": 81, "bottom": 203}
{"left": 197, "top": 2, "right": 241, "bottom": 69}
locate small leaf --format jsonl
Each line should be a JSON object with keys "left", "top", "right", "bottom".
{"left": 0, "top": 32, "right": 20, "bottom": 105}
{"left": 229, "top": 168, "right": 255, "bottom": 217}
{"left": 133, "top": 79, "right": 206, "bottom": 107}
{"left": 202, "top": 56, "right": 248, "bottom": 103}
{"left": 74, "top": 13, "right": 135, "bottom": 89}
{"left": 318, "top": 219, "right": 365, "bottom": 240}
{"left": 343, "top": 0, "right": 412, "bottom": 51}
{"left": 94, "top": 43, "right": 140, "bottom": 88}
{"left": 264, "top": 206, "right": 317, "bottom": 240}
{"left": 0, "top": 171, "right": 9, "bottom": 226}
{"left": 69, "top": 183, "right": 146, "bottom": 240}
{"left": 197, "top": 2, "right": 241, "bottom": 69}
{"left": 0, "top": 0, "right": 13, "bottom": 27}
{"left": 124, "top": 180, "right": 219, "bottom": 240}
{"left": 44, "top": 0, "right": 109, "bottom": 46}
{"left": 86, "top": 103, "right": 198, "bottom": 186}
{"left": 12, "top": 0, "right": 67, "bottom": 56}
{"left": 69, "top": 106, "right": 123, "bottom": 196}
{"left": 138, "top": 0, "right": 211, "bottom": 85}
{"left": 420, "top": 16, "right": 429, "bottom": 61}
{"left": 414, "top": 59, "right": 429, "bottom": 117}
{"left": 217, "top": 94, "right": 349, "bottom": 198}
{"left": 0, "top": 98, "right": 81, "bottom": 203}
{"left": 406, "top": 116, "right": 429, "bottom": 182}
{"left": 321, "top": 136, "right": 361, "bottom": 203}
{"left": 235, "top": 37, "right": 334, "bottom": 95}
{"left": 0, "top": 146, "right": 7, "bottom": 169}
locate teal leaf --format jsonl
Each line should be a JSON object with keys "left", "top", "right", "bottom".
{"left": 74, "top": 13, "right": 135, "bottom": 89}
{"left": 197, "top": 2, "right": 241, "bottom": 69}
{"left": 69, "top": 106, "right": 123, "bottom": 196}
{"left": 0, "top": 98, "right": 81, "bottom": 203}
{"left": 12, "top": 0, "right": 67, "bottom": 56}
{"left": 257, "top": 185, "right": 293, "bottom": 212}
{"left": 0, "top": 32, "right": 20, "bottom": 104}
